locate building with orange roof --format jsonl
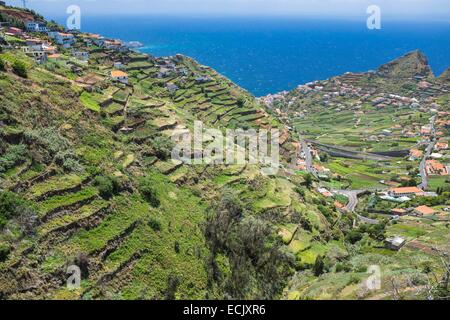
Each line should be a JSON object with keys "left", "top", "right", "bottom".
{"left": 7, "top": 27, "right": 23, "bottom": 35}
{"left": 435, "top": 142, "right": 448, "bottom": 151}
{"left": 111, "top": 70, "right": 129, "bottom": 84}
{"left": 47, "top": 54, "right": 61, "bottom": 60}
{"left": 420, "top": 127, "right": 431, "bottom": 136}
{"left": 389, "top": 187, "right": 423, "bottom": 198}
{"left": 48, "top": 32, "right": 75, "bottom": 48}
{"left": 391, "top": 208, "right": 407, "bottom": 216}
{"left": 409, "top": 148, "right": 423, "bottom": 161}
{"left": 426, "top": 160, "right": 449, "bottom": 176}
{"left": 414, "top": 205, "right": 436, "bottom": 216}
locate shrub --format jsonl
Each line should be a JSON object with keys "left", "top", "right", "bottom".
{"left": 303, "top": 173, "right": 313, "bottom": 189}
{"left": 0, "top": 144, "right": 28, "bottom": 174}
{"left": 148, "top": 217, "right": 162, "bottom": 231}
{"left": 55, "top": 150, "right": 83, "bottom": 172}
{"left": 0, "top": 243, "right": 11, "bottom": 262}
{"left": 335, "top": 262, "right": 352, "bottom": 273}
{"left": 0, "top": 191, "right": 34, "bottom": 229}
{"left": 174, "top": 241, "right": 180, "bottom": 254}
{"left": 139, "top": 177, "right": 160, "bottom": 207}
{"left": 24, "top": 128, "right": 71, "bottom": 162}
{"left": 345, "top": 230, "right": 364, "bottom": 244}
{"left": 12, "top": 60, "right": 27, "bottom": 78}
{"left": 164, "top": 274, "right": 180, "bottom": 300}
{"left": 152, "top": 136, "right": 174, "bottom": 161}
{"left": 94, "top": 175, "right": 120, "bottom": 199}
{"left": 237, "top": 97, "right": 245, "bottom": 108}
{"left": 313, "top": 256, "right": 325, "bottom": 276}
{"left": 0, "top": 58, "right": 5, "bottom": 72}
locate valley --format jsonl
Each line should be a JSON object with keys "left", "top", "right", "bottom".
{"left": 0, "top": 4, "right": 449, "bottom": 300}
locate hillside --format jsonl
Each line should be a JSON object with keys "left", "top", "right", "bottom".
{"left": 260, "top": 51, "right": 450, "bottom": 299}
{"left": 0, "top": 7, "right": 350, "bottom": 300}
{"left": 0, "top": 6, "right": 449, "bottom": 301}
{"left": 377, "top": 50, "right": 434, "bottom": 79}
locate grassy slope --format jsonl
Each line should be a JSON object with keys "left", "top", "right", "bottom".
{"left": 0, "top": 42, "right": 339, "bottom": 299}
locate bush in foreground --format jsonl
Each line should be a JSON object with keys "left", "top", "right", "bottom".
{"left": 139, "top": 177, "right": 160, "bottom": 207}
{"left": 94, "top": 175, "right": 120, "bottom": 199}
{"left": 12, "top": 60, "right": 27, "bottom": 78}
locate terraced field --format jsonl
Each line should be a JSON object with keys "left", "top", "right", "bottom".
{"left": 0, "top": 37, "right": 342, "bottom": 300}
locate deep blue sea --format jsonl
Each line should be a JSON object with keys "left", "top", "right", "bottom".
{"left": 55, "top": 15, "right": 450, "bottom": 96}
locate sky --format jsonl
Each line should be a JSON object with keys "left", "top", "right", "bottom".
{"left": 5, "top": 0, "right": 450, "bottom": 20}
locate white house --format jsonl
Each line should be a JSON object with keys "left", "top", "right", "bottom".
{"left": 88, "top": 34, "right": 105, "bottom": 46}
{"left": 385, "top": 236, "right": 406, "bottom": 251}
{"left": 26, "top": 21, "right": 48, "bottom": 33}
{"left": 72, "top": 51, "right": 89, "bottom": 61}
{"left": 111, "top": 70, "right": 129, "bottom": 84}
{"left": 113, "top": 62, "right": 125, "bottom": 69}
{"left": 388, "top": 187, "right": 424, "bottom": 198}
{"left": 49, "top": 32, "right": 75, "bottom": 48}
{"left": 25, "top": 39, "right": 45, "bottom": 51}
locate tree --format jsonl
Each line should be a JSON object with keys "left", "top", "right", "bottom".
{"left": 304, "top": 173, "right": 313, "bottom": 189}
{"left": 319, "top": 152, "right": 329, "bottom": 163}
{"left": 345, "top": 229, "right": 363, "bottom": 244}
{"left": 0, "top": 191, "right": 34, "bottom": 229}
{"left": 313, "top": 256, "right": 325, "bottom": 276}
{"left": 94, "top": 175, "right": 120, "bottom": 199}
{"left": 237, "top": 97, "right": 245, "bottom": 108}
{"left": 152, "top": 136, "right": 174, "bottom": 161}
{"left": 0, "top": 58, "right": 5, "bottom": 72}
{"left": 12, "top": 60, "right": 27, "bottom": 78}
{"left": 205, "top": 189, "right": 293, "bottom": 299}
{"left": 165, "top": 274, "right": 180, "bottom": 300}
{"left": 139, "top": 176, "right": 160, "bottom": 207}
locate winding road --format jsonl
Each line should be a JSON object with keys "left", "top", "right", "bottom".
{"left": 418, "top": 116, "right": 437, "bottom": 190}
{"left": 301, "top": 140, "right": 319, "bottom": 179}
{"left": 333, "top": 189, "right": 379, "bottom": 225}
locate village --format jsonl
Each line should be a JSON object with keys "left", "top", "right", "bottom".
{"left": 262, "top": 52, "right": 450, "bottom": 252}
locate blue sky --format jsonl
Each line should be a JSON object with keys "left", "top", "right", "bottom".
{"left": 6, "top": 0, "right": 450, "bottom": 19}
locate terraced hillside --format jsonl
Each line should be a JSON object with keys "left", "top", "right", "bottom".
{"left": 0, "top": 12, "right": 348, "bottom": 299}
{"left": 263, "top": 51, "right": 450, "bottom": 190}
{"left": 1, "top": 6, "right": 448, "bottom": 300}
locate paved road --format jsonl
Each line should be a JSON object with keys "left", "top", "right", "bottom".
{"left": 333, "top": 190, "right": 364, "bottom": 212}
{"left": 418, "top": 116, "right": 436, "bottom": 190}
{"left": 333, "top": 189, "right": 379, "bottom": 224}
{"left": 301, "top": 140, "right": 319, "bottom": 179}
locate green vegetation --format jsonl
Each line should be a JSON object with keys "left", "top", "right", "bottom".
{"left": 0, "top": 144, "right": 27, "bottom": 174}
{"left": 80, "top": 91, "right": 101, "bottom": 112}
{"left": 12, "top": 60, "right": 27, "bottom": 78}
{"left": 139, "top": 176, "right": 161, "bottom": 208}
{"left": 0, "top": 191, "right": 35, "bottom": 229}
{"left": 93, "top": 175, "right": 120, "bottom": 199}
{"left": 0, "top": 6, "right": 448, "bottom": 300}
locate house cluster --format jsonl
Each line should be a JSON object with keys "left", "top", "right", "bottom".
{"left": 154, "top": 57, "right": 189, "bottom": 79}
{"left": 78, "top": 33, "right": 128, "bottom": 52}
{"left": 425, "top": 160, "right": 449, "bottom": 176}
{"left": 0, "top": 20, "right": 80, "bottom": 64}
{"left": 391, "top": 205, "right": 440, "bottom": 219}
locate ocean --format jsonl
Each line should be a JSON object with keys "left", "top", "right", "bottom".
{"left": 55, "top": 15, "right": 450, "bottom": 96}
